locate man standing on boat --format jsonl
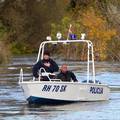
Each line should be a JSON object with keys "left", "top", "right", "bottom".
{"left": 32, "top": 51, "right": 59, "bottom": 79}
{"left": 57, "top": 64, "right": 78, "bottom": 82}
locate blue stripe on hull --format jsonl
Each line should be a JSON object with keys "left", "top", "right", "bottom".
{"left": 27, "top": 96, "right": 76, "bottom": 105}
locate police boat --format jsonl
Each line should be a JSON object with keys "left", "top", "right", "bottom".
{"left": 19, "top": 32, "right": 110, "bottom": 104}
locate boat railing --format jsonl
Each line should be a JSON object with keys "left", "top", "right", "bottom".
{"left": 37, "top": 39, "right": 96, "bottom": 83}
{"left": 19, "top": 67, "right": 99, "bottom": 83}
{"left": 38, "top": 67, "right": 51, "bottom": 81}
{"left": 38, "top": 67, "right": 61, "bottom": 82}
{"left": 19, "top": 67, "right": 62, "bottom": 83}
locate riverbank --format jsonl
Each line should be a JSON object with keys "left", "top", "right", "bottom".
{"left": 0, "top": 0, "right": 120, "bottom": 63}
{"left": 0, "top": 41, "right": 11, "bottom": 64}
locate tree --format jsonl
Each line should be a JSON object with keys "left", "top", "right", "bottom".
{"left": 0, "top": 0, "right": 68, "bottom": 54}
{"left": 82, "top": 8, "right": 116, "bottom": 60}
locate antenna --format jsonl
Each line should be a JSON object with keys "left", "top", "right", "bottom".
{"left": 67, "top": 24, "right": 72, "bottom": 40}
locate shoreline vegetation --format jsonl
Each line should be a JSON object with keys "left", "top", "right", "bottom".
{"left": 0, "top": 0, "right": 120, "bottom": 63}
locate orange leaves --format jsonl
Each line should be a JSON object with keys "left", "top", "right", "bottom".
{"left": 81, "top": 8, "right": 117, "bottom": 60}
{"left": 82, "top": 8, "right": 116, "bottom": 41}
{"left": 51, "top": 7, "right": 117, "bottom": 61}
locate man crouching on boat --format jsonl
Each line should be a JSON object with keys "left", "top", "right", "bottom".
{"left": 32, "top": 51, "right": 59, "bottom": 80}
{"left": 57, "top": 64, "right": 78, "bottom": 82}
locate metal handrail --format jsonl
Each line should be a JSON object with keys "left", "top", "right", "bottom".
{"left": 19, "top": 39, "right": 97, "bottom": 84}
{"left": 39, "top": 67, "right": 51, "bottom": 81}
{"left": 37, "top": 39, "right": 96, "bottom": 83}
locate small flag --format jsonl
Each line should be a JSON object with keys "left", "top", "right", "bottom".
{"left": 69, "top": 34, "right": 77, "bottom": 40}
{"left": 67, "top": 24, "right": 77, "bottom": 40}
{"left": 67, "top": 24, "right": 72, "bottom": 40}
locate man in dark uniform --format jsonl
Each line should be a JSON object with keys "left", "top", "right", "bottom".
{"left": 57, "top": 64, "right": 78, "bottom": 82}
{"left": 32, "top": 51, "right": 59, "bottom": 79}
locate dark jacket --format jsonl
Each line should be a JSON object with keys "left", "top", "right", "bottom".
{"left": 33, "top": 58, "right": 59, "bottom": 78}
{"left": 57, "top": 71, "right": 78, "bottom": 82}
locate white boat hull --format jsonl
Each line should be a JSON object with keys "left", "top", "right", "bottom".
{"left": 19, "top": 81, "right": 110, "bottom": 104}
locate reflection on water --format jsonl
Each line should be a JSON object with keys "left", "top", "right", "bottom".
{"left": 0, "top": 55, "right": 120, "bottom": 120}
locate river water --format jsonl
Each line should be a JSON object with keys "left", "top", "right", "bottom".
{"left": 0, "top": 55, "right": 120, "bottom": 120}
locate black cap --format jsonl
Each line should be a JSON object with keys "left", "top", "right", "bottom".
{"left": 44, "top": 51, "right": 50, "bottom": 56}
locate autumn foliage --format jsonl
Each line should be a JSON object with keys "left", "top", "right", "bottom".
{"left": 51, "top": 8, "right": 117, "bottom": 61}
{"left": 82, "top": 8, "right": 116, "bottom": 60}
{"left": 0, "top": 0, "right": 119, "bottom": 62}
